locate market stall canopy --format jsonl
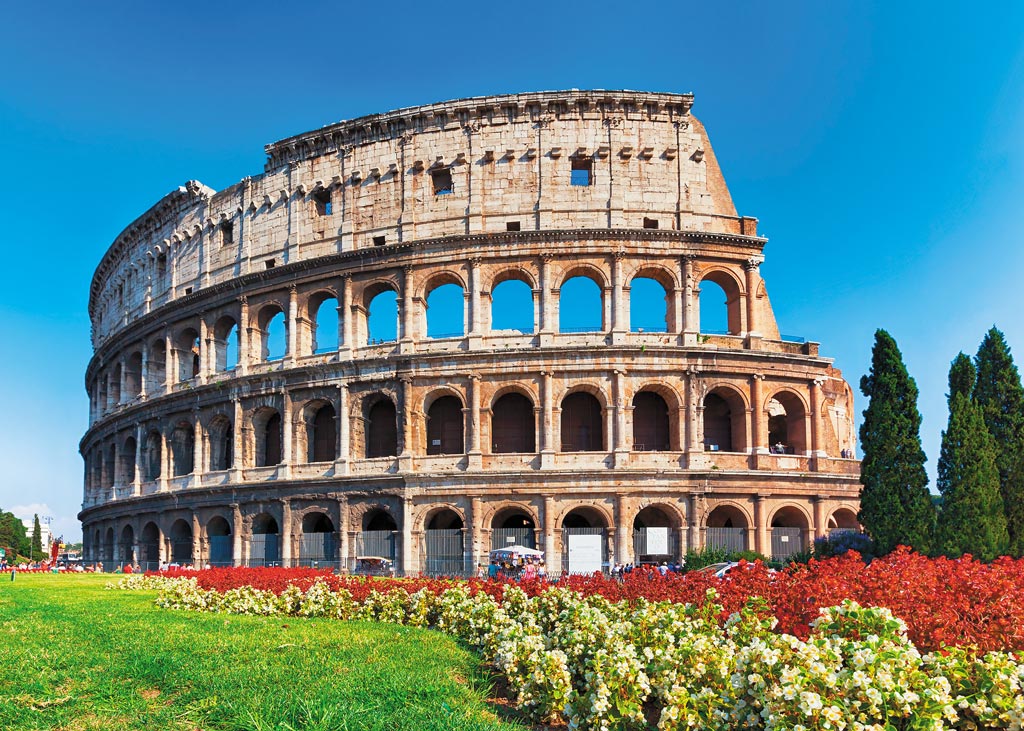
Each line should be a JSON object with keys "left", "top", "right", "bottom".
{"left": 489, "top": 545, "right": 544, "bottom": 557}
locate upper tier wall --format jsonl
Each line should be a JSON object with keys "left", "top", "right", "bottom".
{"left": 88, "top": 91, "right": 756, "bottom": 348}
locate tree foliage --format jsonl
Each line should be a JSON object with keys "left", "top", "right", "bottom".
{"left": 973, "top": 327, "right": 1024, "bottom": 556}
{"left": 935, "top": 354, "right": 1008, "bottom": 560}
{"left": 0, "top": 508, "right": 30, "bottom": 559}
{"left": 31, "top": 513, "right": 42, "bottom": 558}
{"left": 858, "top": 330, "right": 934, "bottom": 554}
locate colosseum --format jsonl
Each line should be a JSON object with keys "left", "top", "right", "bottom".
{"left": 80, "top": 90, "right": 861, "bottom": 574}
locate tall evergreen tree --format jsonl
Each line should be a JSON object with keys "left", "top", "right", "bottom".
{"left": 31, "top": 514, "right": 42, "bottom": 558}
{"left": 973, "top": 327, "right": 1024, "bottom": 556}
{"left": 858, "top": 329, "right": 935, "bottom": 554}
{"left": 935, "top": 354, "right": 1008, "bottom": 560}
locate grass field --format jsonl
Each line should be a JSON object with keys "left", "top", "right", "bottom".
{"left": 0, "top": 574, "right": 526, "bottom": 731}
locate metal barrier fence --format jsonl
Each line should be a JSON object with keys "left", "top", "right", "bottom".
{"left": 632, "top": 528, "right": 680, "bottom": 564}
{"left": 561, "top": 527, "right": 607, "bottom": 575}
{"left": 705, "top": 527, "right": 747, "bottom": 554}
{"left": 297, "top": 534, "right": 337, "bottom": 566}
{"left": 249, "top": 534, "right": 280, "bottom": 566}
{"left": 421, "top": 529, "right": 467, "bottom": 576}
{"left": 491, "top": 528, "right": 535, "bottom": 551}
{"left": 771, "top": 527, "right": 804, "bottom": 560}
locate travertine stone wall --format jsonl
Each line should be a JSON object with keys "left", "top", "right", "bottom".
{"left": 81, "top": 91, "right": 861, "bottom": 574}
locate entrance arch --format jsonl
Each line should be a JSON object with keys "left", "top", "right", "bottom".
{"left": 422, "top": 508, "right": 465, "bottom": 576}
{"left": 249, "top": 513, "right": 280, "bottom": 566}
{"left": 207, "top": 516, "right": 232, "bottom": 566}
{"left": 633, "top": 505, "right": 681, "bottom": 564}
{"left": 705, "top": 504, "right": 749, "bottom": 554}
{"left": 169, "top": 519, "right": 193, "bottom": 565}
{"left": 300, "top": 512, "right": 337, "bottom": 565}
{"left": 357, "top": 508, "right": 398, "bottom": 568}
{"left": 770, "top": 506, "right": 810, "bottom": 559}
{"left": 561, "top": 506, "right": 608, "bottom": 575}
{"left": 119, "top": 525, "right": 135, "bottom": 565}
{"left": 490, "top": 507, "right": 537, "bottom": 550}
{"left": 140, "top": 522, "right": 161, "bottom": 567}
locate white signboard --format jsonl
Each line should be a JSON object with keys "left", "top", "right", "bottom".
{"left": 567, "top": 533, "right": 603, "bottom": 574}
{"left": 646, "top": 527, "right": 669, "bottom": 555}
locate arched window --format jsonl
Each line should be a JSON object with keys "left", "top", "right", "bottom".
{"left": 560, "top": 392, "right": 604, "bottom": 452}
{"left": 144, "top": 431, "right": 162, "bottom": 481}
{"left": 491, "top": 393, "right": 536, "bottom": 453}
{"left": 705, "top": 505, "right": 749, "bottom": 553}
{"left": 119, "top": 437, "right": 137, "bottom": 483}
{"left": 300, "top": 512, "right": 336, "bottom": 564}
{"left": 312, "top": 296, "right": 339, "bottom": 354}
{"left": 308, "top": 403, "right": 337, "bottom": 462}
{"left": 630, "top": 277, "right": 668, "bottom": 333}
{"left": 171, "top": 422, "right": 194, "bottom": 476}
{"left": 208, "top": 417, "right": 233, "bottom": 471}
{"left": 632, "top": 391, "right": 670, "bottom": 451}
{"left": 104, "top": 444, "right": 116, "bottom": 487}
{"left": 767, "top": 393, "right": 808, "bottom": 455}
{"left": 366, "top": 399, "right": 398, "bottom": 458}
{"left": 214, "top": 316, "right": 239, "bottom": 372}
{"left": 423, "top": 508, "right": 465, "bottom": 576}
{"left": 140, "top": 522, "right": 160, "bottom": 565}
{"left": 125, "top": 351, "right": 143, "bottom": 398}
{"left": 699, "top": 272, "right": 742, "bottom": 335}
{"left": 207, "top": 516, "right": 232, "bottom": 566}
{"left": 559, "top": 276, "right": 603, "bottom": 333}
{"left": 491, "top": 279, "right": 534, "bottom": 333}
{"left": 169, "top": 519, "right": 193, "bottom": 564}
{"left": 110, "top": 363, "right": 122, "bottom": 404}
{"left": 175, "top": 328, "right": 200, "bottom": 381}
{"left": 703, "top": 392, "right": 739, "bottom": 452}
{"left": 260, "top": 308, "right": 287, "bottom": 361}
{"left": 148, "top": 340, "right": 166, "bottom": 392}
{"left": 426, "top": 283, "right": 465, "bottom": 339}
{"left": 426, "top": 396, "right": 463, "bottom": 455}
{"left": 260, "top": 412, "right": 282, "bottom": 466}
{"left": 367, "top": 290, "right": 398, "bottom": 344}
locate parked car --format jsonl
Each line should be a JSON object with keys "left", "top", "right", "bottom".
{"left": 354, "top": 556, "right": 395, "bottom": 577}
{"left": 693, "top": 560, "right": 777, "bottom": 579}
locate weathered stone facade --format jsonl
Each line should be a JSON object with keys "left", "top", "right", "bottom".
{"left": 80, "top": 90, "right": 860, "bottom": 573}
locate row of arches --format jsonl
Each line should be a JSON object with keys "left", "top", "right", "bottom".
{"left": 85, "top": 383, "right": 819, "bottom": 492}
{"left": 90, "top": 261, "right": 749, "bottom": 419}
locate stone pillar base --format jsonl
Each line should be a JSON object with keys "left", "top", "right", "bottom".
{"left": 466, "top": 452, "right": 483, "bottom": 471}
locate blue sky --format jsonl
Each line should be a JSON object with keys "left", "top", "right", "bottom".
{"left": 2, "top": 2, "right": 1022, "bottom": 542}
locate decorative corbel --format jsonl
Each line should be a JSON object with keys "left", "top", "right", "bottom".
{"left": 550, "top": 147, "right": 562, "bottom": 159}
{"left": 619, "top": 145, "right": 633, "bottom": 159}
{"left": 664, "top": 147, "right": 678, "bottom": 160}
{"left": 639, "top": 146, "right": 654, "bottom": 160}
{"left": 691, "top": 149, "right": 705, "bottom": 163}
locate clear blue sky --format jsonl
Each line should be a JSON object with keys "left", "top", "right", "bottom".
{"left": 2, "top": 2, "right": 1022, "bottom": 542}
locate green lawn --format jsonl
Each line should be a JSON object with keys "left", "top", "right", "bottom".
{"left": 0, "top": 574, "right": 525, "bottom": 731}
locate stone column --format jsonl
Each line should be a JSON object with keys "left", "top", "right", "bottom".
{"left": 192, "top": 415, "right": 204, "bottom": 487}
{"left": 281, "top": 390, "right": 293, "bottom": 478}
{"left": 468, "top": 258, "right": 483, "bottom": 346}
{"left": 688, "top": 493, "right": 704, "bottom": 551}
{"left": 231, "top": 397, "right": 244, "bottom": 482}
{"left": 681, "top": 254, "right": 697, "bottom": 343}
{"left": 611, "top": 251, "right": 627, "bottom": 343}
{"left": 401, "top": 494, "right": 414, "bottom": 576}
{"left": 750, "top": 374, "right": 766, "bottom": 469}
{"left": 543, "top": 495, "right": 557, "bottom": 571}
{"left": 398, "top": 376, "right": 414, "bottom": 472}
{"left": 286, "top": 285, "right": 298, "bottom": 366}
{"left": 810, "top": 379, "right": 825, "bottom": 461}
{"left": 467, "top": 375, "right": 482, "bottom": 469}
{"left": 163, "top": 332, "right": 174, "bottom": 390}
{"left": 613, "top": 369, "right": 629, "bottom": 465}
{"left": 238, "top": 296, "right": 250, "bottom": 375}
{"left": 281, "top": 499, "right": 292, "bottom": 567}
{"left": 754, "top": 495, "right": 769, "bottom": 557}
{"left": 400, "top": 265, "right": 415, "bottom": 352}
{"left": 118, "top": 356, "right": 128, "bottom": 405}
{"left": 159, "top": 431, "right": 169, "bottom": 492}
{"left": 339, "top": 275, "right": 352, "bottom": 357}
{"left": 198, "top": 317, "right": 210, "bottom": 384}
{"left": 539, "top": 254, "right": 554, "bottom": 345}
{"left": 812, "top": 496, "right": 826, "bottom": 541}
{"left": 684, "top": 368, "right": 706, "bottom": 468}
{"left": 191, "top": 512, "right": 202, "bottom": 567}
{"left": 133, "top": 425, "right": 143, "bottom": 495}
{"left": 139, "top": 348, "right": 149, "bottom": 399}
{"left": 540, "top": 371, "right": 555, "bottom": 467}
{"left": 338, "top": 495, "right": 350, "bottom": 572}
{"left": 231, "top": 503, "right": 243, "bottom": 567}
{"left": 470, "top": 496, "right": 483, "bottom": 573}
{"left": 743, "top": 258, "right": 761, "bottom": 340}
{"left": 615, "top": 494, "right": 631, "bottom": 565}
{"left": 336, "top": 384, "right": 350, "bottom": 474}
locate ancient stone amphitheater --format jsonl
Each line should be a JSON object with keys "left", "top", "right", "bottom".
{"left": 80, "top": 90, "right": 861, "bottom": 573}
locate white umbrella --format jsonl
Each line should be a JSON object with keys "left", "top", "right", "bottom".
{"left": 489, "top": 545, "right": 544, "bottom": 557}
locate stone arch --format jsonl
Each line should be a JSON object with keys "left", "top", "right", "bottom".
{"left": 363, "top": 281, "right": 400, "bottom": 345}
{"left": 422, "top": 506, "right": 466, "bottom": 575}
{"left": 125, "top": 351, "right": 143, "bottom": 398}
{"left": 490, "top": 266, "right": 538, "bottom": 290}
{"left": 104, "top": 526, "right": 115, "bottom": 561}
{"left": 769, "top": 503, "right": 811, "bottom": 558}
{"left": 363, "top": 393, "right": 398, "bottom": 458}
{"left": 560, "top": 385, "right": 607, "bottom": 452}
{"left": 249, "top": 512, "right": 280, "bottom": 566}
{"left": 559, "top": 268, "right": 605, "bottom": 333}
{"left": 118, "top": 435, "right": 137, "bottom": 484}
{"left": 173, "top": 326, "right": 201, "bottom": 381}
{"left": 704, "top": 501, "right": 751, "bottom": 553}
{"left": 140, "top": 521, "right": 161, "bottom": 565}
{"left": 254, "top": 301, "right": 287, "bottom": 361}
{"left": 207, "top": 414, "right": 233, "bottom": 471}
{"left": 147, "top": 338, "right": 167, "bottom": 392}
{"left": 419, "top": 504, "right": 466, "bottom": 532}
{"left": 213, "top": 314, "right": 240, "bottom": 372}
{"left": 698, "top": 267, "right": 744, "bottom": 336}
{"left": 299, "top": 510, "right": 337, "bottom": 564}
{"left": 631, "top": 385, "right": 678, "bottom": 451}
{"left": 490, "top": 387, "right": 536, "bottom": 454}
{"left": 489, "top": 502, "right": 539, "bottom": 550}
{"left": 703, "top": 384, "right": 749, "bottom": 453}
{"left": 827, "top": 507, "right": 860, "bottom": 531}
{"left": 298, "top": 398, "right": 337, "bottom": 463}
{"left": 768, "top": 503, "right": 812, "bottom": 530}
{"left": 633, "top": 503, "right": 684, "bottom": 563}
{"left": 418, "top": 270, "right": 468, "bottom": 301}
{"left": 425, "top": 391, "right": 464, "bottom": 456}
{"left": 251, "top": 406, "right": 282, "bottom": 467}
{"left": 144, "top": 429, "right": 162, "bottom": 481}
{"left": 360, "top": 505, "right": 400, "bottom": 532}
{"left": 704, "top": 500, "right": 753, "bottom": 528}
{"left": 558, "top": 262, "right": 609, "bottom": 289}
{"left": 558, "top": 502, "right": 613, "bottom": 529}
{"left": 628, "top": 266, "right": 677, "bottom": 334}
{"left": 168, "top": 518, "right": 193, "bottom": 564}
{"left": 206, "top": 515, "right": 233, "bottom": 566}
{"left": 765, "top": 387, "right": 809, "bottom": 455}
{"left": 306, "top": 289, "right": 339, "bottom": 355}
{"left": 119, "top": 524, "right": 135, "bottom": 564}
{"left": 169, "top": 420, "right": 194, "bottom": 476}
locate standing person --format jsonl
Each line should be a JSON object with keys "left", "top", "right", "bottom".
{"left": 537, "top": 560, "right": 547, "bottom": 582}
{"left": 487, "top": 560, "right": 499, "bottom": 580}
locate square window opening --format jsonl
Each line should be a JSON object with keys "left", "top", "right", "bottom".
{"left": 373, "top": 235, "right": 386, "bottom": 247}
{"left": 431, "top": 168, "right": 453, "bottom": 195}
{"left": 506, "top": 221, "right": 521, "bottom": 232}
{"left": 221, "top": 222, "right": 234, "bottom": 245}
{"left": 265, "top": 259, "right": 276, "bottom": 269}
{"left": 312, "top": 188, "right": 332, "bottom": 216}
{"left": 571, "top": 157, "right": 593, "bottom": 187}
{"left": 643, "top": 217, "right": 659, "bottom": 229}
{"left": 184, "top": 287, "right": 193, "bottom": 295}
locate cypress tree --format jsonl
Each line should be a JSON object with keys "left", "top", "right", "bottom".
{"left": 31, "top": 514, "right": 42, "bottom": 558}
{"left": 973, "top": 327, "right": 1024, "bottom": 556}
{"left": 858, "top": 329, "right": 935, "bottom": 554}
{"left": 935, "top": 354, "right": 1008, "bottom": 560}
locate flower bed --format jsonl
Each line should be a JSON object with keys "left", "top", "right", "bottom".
{"left": 113, "top": 573, "right": 1024, "bottom": 730}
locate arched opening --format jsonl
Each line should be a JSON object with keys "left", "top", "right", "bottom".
{"left": 144, "top": 431, "right": 162, "bottom": 481}
{"left": 300, "top": 512, "right": 337, "bottom": 565}
{"left": 491, "top": 508, "right": 536, "bottom": 550}
{"left": 104, "top": 527, "right": 115, "bottom": 562}
{"left": 170, "top": 422, "right": 194, "bottom": 476}
{"left": 119, "top": 437, "right": 137, "bottom": 484}
{"left": 491, "top": 278, "right": 534, "bottom": 333}
{"left": 259, "top": 307, "right": 287, "bottom": 361}
{"left": 311, "top": 294, "right": 339, "bottom": 354}
{"left": 104, "top": 444, "right": 116, "bottom": 488}
{"left": 561, "top": 507, "right": 608, "bottom": 574}
{"left": 367, "top": 289, "right": 398, "bottom": 344}
{"left": 705, "top": 505, "right": 749, "bottom": 554}
{"left": 125, "top": 352, "right": 143, "bottom": 398}
{"left": 767, "top": 392, "right": 808, "bottom": 455}
{"left": 633, "top": 506, "right": 680, "bottom": 564}
{"left": 208, "top": 416, "right": 233, "bottom": 472}
{"left": 250, "top": 513, "right": 280, "bottom": 566}
{"left": 140, "top": 522, "right": 160, "bottom": 567}
{"left": 366, "top": 398, "right": 397, "bottom": 458}
{"left": 357, "top": 508, "right": 398, "bottom": 568}
{"left": 214, "top": 316, "right": 239, "bottom": 372}
{"left": 207, "top": 516, "right": 232, "bottom": 566}
{"left": 425, "top": 282, "right": 465, "bottom": 339}
{"left": 423, "top": 508, "right": 465, "bottom": 576}
{"left": 426, "top": 395, "right": 463, "bottom": 455}
{"left": 632, "top": 391, "right": 670, "bottom": 451}
{"left": 629, "top": 277, "right": 668, "bottom": 333}
{"left": 119, "top": 525, "right": 135, "bottom": 564}
{"left": 559, "top": 275, "right": 603, "bottom": 333}
{"left": 148, "top": 340, "right": 166, "bottom": 393}
{"left": 491, "top": 392, "right": 536, "bottom": 453}
{"left": 827, "top": 508, "right": 860, "bottom": 533}
{"left": 169, "top": 519, "right": 193, "bottom": 565}
{"left": 175, "top": 328, "right": 201, "bottom": 381}
{"left": 771, "top": 506, "right": 809, "bottom": 559}
{"left": 255, "top": 409, "right": 282, "bottom": 467}
{"left": 308, "top": 403, "right": 337, "bottom": 463}
{"left": 698, "top": 272, "right": 742, "bottom": 335}
{"left": 560, "top": 392, "right": 604, "bottom": 452}
{"left": 703, "top": 389, "right": 746, "bottom": 453}
{"left": 110, "top": 364, "right": 122, "bottom": 404}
